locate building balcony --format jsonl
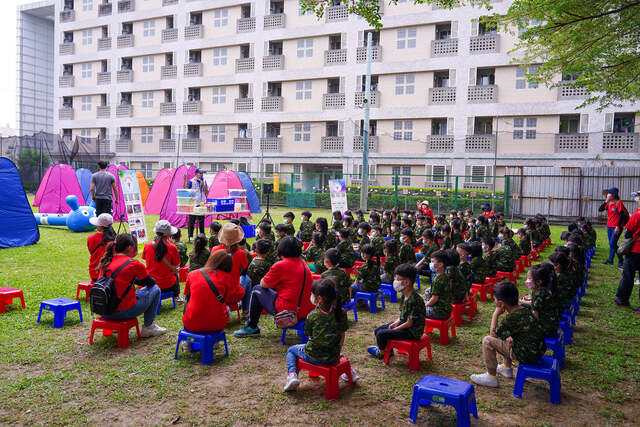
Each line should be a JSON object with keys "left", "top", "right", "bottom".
{"left": 183, "top": 101, "right": 202, "bottom": 114}
{"left": 118, "top": 0, "right": 134, "bottom": 13}
{"left": 261, "top": 96, "right": 282, "bottom": 112}
{"left": 184, "top": 63, "right": 202, "bottom": 77}
{"left": 321, "top": 136, "right": 344, "bottom": 152}
{"left": 426, "top": 135, "right": 454, "bottom": 152}
{"left": 324, "top": 49, "right": 347, "bottom": 65}
{"left": 117, "top": 70, "right": 133, "bottom": 83}
{"left": 262, "top": 55, "right": 283, "bottom": 71}
{"left": 116, "top": 139, "right": 132, "bottom": 152}
{"left": 431, "top": 38, "right": 458, "bottom": 57}
{"left": 98, "top": 3, "right": 112, "bottom": 16}
{"left": 161, "top": 65, "right": 177, "bottom": 79}
{"left": 237, "top": 17, "right": 256, "bottom": 33}
{"left": 162, "top": 28, "right": 178, "bottom": 43}
{"left": 469, "top": 34, "right": 499, "bottom": 54}
{"left": 98, "top": 140, "right": 112, "bottom": 153}
{"left": 59, "top": 10, "right": 75, "bottom": 23}
{"left": 602, "top": 132, "right": 639, "bottom": 153}
{"left": 429, "top": 87, "right": 456, "bottom": 105}
{"left": 59, "top": 43, "right": 74, "bottom": 55}
{"left": 264, "top": 13, "right": 285, "bottom": 30}
{"left": 184, "top": 24, "right": 203, "bottom": 40}
{"left": 234, "top": 98, "right": 254, "bottom": 113}
{"left": 117, "top": 34, "right": 134, "bottom": 48}
{"left": 467, "top": 85, "right": 497, "bottom": 103}
{"left": 236, "top": 57, "right": 255, "bottom": 73}
{"left": 163, "top": 0, "right": 178, "bottom": 5}
{"left": 322, "top": 93, "right": 345, "bottom": 110}
{"left": 159, "top": 139, "right": 176, "bottom": 152}
{"left": 58, "top": 108, "right": 74, "bottom": 120}
{"left": 353, "top": 135, "right": 378, "bottom": 152}
{"left": 98, "top": 37, "right": 112, "bottom": 51}
{"left": 464, "top": 134, "right": 495, "bottom": 152}
{"left": 352, "top": 177, "right": 376, "bottom": 186}
{"left": 554, "top": 133, "right": 589, "bottom": 153}
{"left": 326, "top": 4, "right": 348, "bottom": 22}
{"left": 97, "top": 71, "right": 111, "bottom": 85}
{"left": 116, "top": 104, "right": 133, "bottom": 117}
{"left": 96, "top": 106, "right": 111, "bottom": 119}
{"left": 354, "top": 91, "right": 379, "bottom": 107}
{"left": 160, "top": 102, "right": 176, "bottom": 115}
{"left": 182, "top": 138, "right": 201, "bottom": 153}
{"left": 260, "top": 137, "right": 281, "bottom": 152}
{"left": 356, "top": 45, "right": 381, "bottom": 63}
{"left": 557, "top": 82, "right": 588, "bottom": 100}
{"left": 59, "top": 75, "right": 74, "bottom": 88}
{"left": 233, "top": 138, "right": 253, "bottom": 152}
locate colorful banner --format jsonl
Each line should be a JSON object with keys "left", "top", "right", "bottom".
{"left": 328, "top": 179, "right": 348, "bottom": 214}
{"left": 273, "top": 174, "right": 280, "bottom": 192}
{"left": 119, "top": 170, "right": 148, "bottom": 243}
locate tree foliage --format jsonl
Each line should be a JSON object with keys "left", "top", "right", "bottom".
{"left": 17, "top": 149, "right": 51, "bottom": 188}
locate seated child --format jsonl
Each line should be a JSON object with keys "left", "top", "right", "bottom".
{"left": 357, "top": 222, "right": 371, "bottom": 248}
{"left": 414, "top": 215, "right": 428, "bottom": 244}
{"left": 351, "top": 244, "right": 381, "bottom": 297}
{"left": 470, "top": 281, "right": 547, "bottom": 387}
{"left": 444, "top": 248, "right": 467, "bottom": 303}
{"left": 424, "top": 250, "right": 453, "bottom": 319}
{"left": 274, "top": 224, "right": 288, "bottom": 244}
{"left": 390, "top": 220, "right": 402, "bottom": 242}
{"left": 492, "top": 238, "right": 515, "bottom": 273}
{"left": 440, "top": 224, "right": 453, "bottom": 250}
{"left": 415, "top": 230, "right": 440, "bottom": 277}
{"left": 456, "top": 243, "right": 473, "bottom": 297}
{"left": 246, "top": 238, "right": 273, "bottom": 316}
{"left": 370, "top": 225, "right": 386, "bottom": 258}
{"left": 87, "top": 213, "right": 115, "bottom": 282}
{"left": 342, "top": 216, "right": 357, "bottom": 244}
{"left": 399, "top": 228, "right": 416, "bottom": 264}
{"left": 369, "top": 211, "right": 380, "bottom": 226}
{"left": 381, "top": 240, "right": 399, "bottom": 284}
{"left": 173, "top": 229, "right": 188, "bottom": 267}
{"left": 303, "top": 232, "right": 327, "bottom": 274}
{"left": 367, "top": 263, "right": 426, "bottom": 359}
{"left": 331, "top": 210, "right": 343, "bottom": 231}
{"left": 469, "top": 241, "right": 488, "bottom": 284}
{"left": 321, "top": 248, "right": 351, "bottom": 305}
{"left": 517, "top": 228, "right": 531, "bottom": 256}
{"left": 548, "top": 250, "right": 574, "bottom": 314}
{"left": 500, "top": 227, "right": 521, "bottom": 259}
{"left": 522, "top": 263, "right": 560, "bottom": 338}
{"left": 299, "top": 210, "right": 314, "bottom": 242}
{"left": 481, "top": 237, "right": 498, "bottom": 278}
{"left": 488, "top": 215, "right": 499, "bottom": 238}
{"left": 188, "top": 234, "right": 210, "bottom": 272}
{"left": 451, "top": 219, "right": 463, "bottom": 247}
{"left": 282, "top": 212, "right": 296, "bottom": 236}
{"left": 336, "top": 229, "right": 356, "bottom": 268}
{"left": 525, "top": 218, "right": 541, "bottom": 249}
{"left": 355, "top": 209, "right": 365, "bottom": 224}
{"left": 466, "top": 217, "right": 477, "bottom": 242}
{"left": 208, "top": 222, "right": 222, "bottom": 249}
{"left": 476, "top": 215, "right": 492, "bottom": 241}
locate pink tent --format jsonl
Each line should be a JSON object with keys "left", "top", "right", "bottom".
{"left": 37, "top": 164, "right": 85, "bottom": 213}
{"left": 145, "top": 168, "right": 172, "bottom": 214}
{"left": 107, "top": 164, "right": 128, "bottom": 222}
{"left": 118, "top": 164, "right": 128, "bottom": 171}
{"left": 209, "top": 170, "right": 251, "bottom": 219}
{"left": 160, "top": 165, "right": 191, "bottom": 228}
{"left": 33, "top": 165, "right": 53, "bottom": 207}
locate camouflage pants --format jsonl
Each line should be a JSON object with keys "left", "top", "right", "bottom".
{"left": 482, "top": 335, "right": 514, "bottom": 375}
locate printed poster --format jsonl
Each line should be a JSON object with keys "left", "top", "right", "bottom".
{"left": 328, "top": 179, "right": 348, "bottom": 214}
{"left": 119, "top": 170, "right": 148, "bottom": 243}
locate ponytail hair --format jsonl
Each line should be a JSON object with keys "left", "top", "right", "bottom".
{"left": 98, "top": 233, "right": 136, "bottom": 271}
{"left": 312, "top": 277, "right": 346, "bottom": 324}
{"left": 101, "top": 224, "right": 116, "bottom": 245}
{"left": 153, "top": 232, "right": 168, "bottom": 262}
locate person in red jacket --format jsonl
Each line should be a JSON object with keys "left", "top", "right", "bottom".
{"left": 211, "top": 222, "right": 251, "bottom": 316}
{"left": 417, "top": 200, "right": 434, "bottom": 226}
{"left": 615, "top": 191, "right": 640, "bottom": 311}
{"left": 599, "top": 187, "right": 627, "bottom": 268}
{"left": 142, "top": 220, "right": 183, "bottom": 302}
{"left": 87, "top": 213, "right": 115, "bottom": 281}
{"left": 100, "top": 233, "right": 166, "bottom": 337}
{"left": 235, "top": 236, "right": 314, "bottom": 338}
{"left": 182, "top": 249, "right": 244, "bottom": 337}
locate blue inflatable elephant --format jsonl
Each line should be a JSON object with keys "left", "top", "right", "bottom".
{"left": 34, "top": 195, "right": 97, "bottom": 232}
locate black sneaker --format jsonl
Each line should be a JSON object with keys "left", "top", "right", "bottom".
{"left": 601, "top": 260, "right": 613, "bottom": 265}
{"left": 614, "top": 297, "right": 630, "bottom": 307}
{"left": 617, "top": 264, "right": 624, "bottom": 270}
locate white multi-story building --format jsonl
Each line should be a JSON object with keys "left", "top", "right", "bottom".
{"left": 47, "top": 0, "right": 640, "bottom": 189}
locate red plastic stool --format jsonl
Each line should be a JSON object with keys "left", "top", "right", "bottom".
{"left": 179, "top": 266, "right": 189, "bottom": 283}
{"left": 89, "top": 317, "right": 141, "bottom": 349}
{"left": 515, "top": 260, "right": 523, "bottom": 275}
{"left": 383, "top": 333, "right": 432, "bottom": 371}
{"left": 342, "top": 267, "right": 355, "bottom": 278}
{"left": 425, "top": 316, "right": 456, "bottom": 345}
{"left": 302, "top": 241, "right": 310, "bottom": 251}
{"left": 471, "top": 277, "right": 496, "bottom": 302}
{"left": 0, "top": 287, "right": 26, "bottom": 313}
{"left": 297, "top": 356, "right": 354, "bottom": 400}
{"left": 451, "top": 298, "right": 475, "bottom": 326}
{"left": 76, "top": 281, "right": 93, "bottom": 302}
{"left": 227, "top": 301, "right": 242, "bottom": 322}
{"left": 353, "top": 260, "right": 365, "bottom": 272}
{"left": 311, "top": 273, "right": 322, "bottom": 281}
{"left": 496, "top": 271, "right": 516, "bottom": 283}
{"left": 520, "top": 255, "right": 531, "bottom": 267}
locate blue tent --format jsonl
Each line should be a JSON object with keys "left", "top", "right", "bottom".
{"left": 76, "top": 168, "right": 93, "bottom": 205}
{"left": 0, "top": 157, "right": 39, "bottom": 248}
{"left": 237, "top": 172, "right": 262, "bottom": 213}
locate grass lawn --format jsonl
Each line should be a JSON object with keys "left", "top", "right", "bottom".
{"left": 1, "top": 203, "right": 639, "bottom": 425}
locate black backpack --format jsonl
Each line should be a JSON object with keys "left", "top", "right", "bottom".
{"left": 90, "top": 259, "right": 134, "bottom": 316}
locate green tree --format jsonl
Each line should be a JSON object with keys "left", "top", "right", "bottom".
{"left": 17, "top": 149, "right": 51, "bottom": 189}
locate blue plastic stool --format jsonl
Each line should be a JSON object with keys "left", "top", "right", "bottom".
{"left": 281, "top": 319, "right": 308, "bottom": 345}
{"left": 409, "top": 375, "right": 478, "bottom": 426}
{"left": 354, "top": 291, "right": 385, "bottom": 313}
{"left": 37, "top": 297, "right": 83, "bottom": 328}
{"left": 157, "top": 291, "right": 176, "bottom": 314}
{"left": 545, "top": 331, "right": 565, "bottom": 368}
{"left": 572, "top": 296, "right": 580, "bottom": 316}
{"left": 342, "top": 300, "right": 358, "bottom": 322}
{"left": 379, "top": 283, "right": 398, "bottom": 303}
{"left": 564, "top": 305, "right": 576, "bottom": 326}
{"left": 415, "top": 274, "right": 422, "bottom": 290}
{"left": 559, "top": 316, "right": 573, "bottom": 345}
{"left": 174, "top": 329, "right": 228, "bottom": 365}
{"left": 514, "top": 356, "right": 561, "bottom": 404}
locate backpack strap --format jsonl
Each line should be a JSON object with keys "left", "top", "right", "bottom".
{"left": 295, "top": 259, "right": 307, "bottom": 313}
{"left": 90, "top": 240, "right": 105, "bottom": 255}
{"left": 109, "top": 259, "right": 135, "bottom": 301}
{"left": 199, "top": 268, "right": 225, "bottom": 304}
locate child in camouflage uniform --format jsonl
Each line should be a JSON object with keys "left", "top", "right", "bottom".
{"left": 322, "top": 248, "right": 351, "bottom": 304}
{"left": 500, "top": 227, "right": 521, "bottom": 259}
{"left": 471, "top": 281, "right": 546, "bottom": 387}
{"left": 282, "top": 212, "right": 296, "bottom": 236}
{"left": 371, "top": 225, "right": 386, "bottom": 258}
{"left": 187, "top": 234, "right": 210, "bottom": 272}
{"left": 492, "top": 238, "right": 515, "bottom": 273}
{"left": 381, "top": 240, "right": 400, "bottom": 284}
{"left": 548, "top": 250, "right": 575, "bottom": 315}
{"left": 476, "top": 215, "right": 492, "bottom": 242}
{"left": 303, "top": 232, "right": 327, "bottom": 274}
{"left": 425, "top": 250, "right": 453, "bottom": 319}
{"left": 440, "top": 224, "right": 453, "bottom": 250}
{"left": 451, "top": 219, "right": 464, "bottom": 247}
{"left": 399, "top": 228, "right": 416, "bottom": 264}
{"left": 336, "top": 229, "right": 356, "bottom": 268}
{"left": 173, "top": 229, "right": 188, "bottom": 267}
{"left": 355, "top": 209, "right": 365, "bottom": 224}
{"left": 299, "top": 211, "right": 314, "bottom": 242}
{"left": 517, "top": 228, "right": 531, "bottom": 256}
{"left": 456, "top": 243, "right": 473, "bottom": 298}
{"left": 416, "top": 230, "right": 440, "bottom": 277}
{"left": 208, "top": 222, "right": 221, "bottom": 249}
{"left": 351, "top": 244, "right": 381, "bottom": 296}
{"left": 481, "top": 237, "right": 499, "bottom": 278}
{"left": 414, "top": 215, "right": 429, "bottom": 244}
{"left": 469, "top": 241, "right": 488, "bottom": 285}
{"left": 274, "top": 224, "right": 288, "bottom": 245}
{"left": 331, "top": 210, "right": 343, "bottom": 232}
{"left": 522, "top": 264, "right": 560, "bottom": 338}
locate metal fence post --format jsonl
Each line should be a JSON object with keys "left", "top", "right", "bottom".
{"left": 394, "top": 175, "right": 398, "bottom": 207}
{"left": 505, "top": 175, "right": 510, "bottom": 215}
{"left": 454, "top": 175, "right": 459, "bottom": 211}
{"left": 289, "top": 172, "right": 294, "bottom": 207}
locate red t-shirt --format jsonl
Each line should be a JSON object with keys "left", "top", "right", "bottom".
{"left": 182, "top": 269, "right": 245, "bottom": 332}
{"left": 624, "top": 211, "right": 640, "bottom": 254}
{"left": 100, "top": 254, "right": 148, "bottom": 311}
{"left": 421, "top": 208, "right": 434, "bottom": 225}
{"left": 483, "top": 211, "right": 495, "bottom": 218}
{"left": 142, "top": 241, "right": 180, "bottom": 290}
{"left": 211, "top": 245, "right": 248, "bottom": 286}
{"left": 262, "top": 257, "right": 314, "bottom": 319}
{"left": 606, "top": 200, "right": 625, "bottom": 227}
{"left": 87, "top": 232, "right": 112, "bottom": 281}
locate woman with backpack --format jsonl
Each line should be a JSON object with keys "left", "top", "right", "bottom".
{"left": 142, "top": 220, "right": 183, "bottom": 302}
{"left": 87, "top": 213, "right": 116, "bottom": 282}
{"left": 99, "top": 233, "right": 166, "bottom": 337}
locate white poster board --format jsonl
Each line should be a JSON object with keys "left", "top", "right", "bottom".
{"left": 119, "top": 170, "right": 148, "bottom": 243}
{"left": 328, "top": 179, "right": 348, "bottom": 214}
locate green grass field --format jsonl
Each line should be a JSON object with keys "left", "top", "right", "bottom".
{"left": 0, "top": 204, "right": 639, "bottom": 425}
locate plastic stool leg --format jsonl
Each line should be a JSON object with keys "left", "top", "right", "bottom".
{"left": 408, "top": 347, "right": 419, "bottom": 372}
{"left": 513, "top": 370, "right": 525, "bottom": 399}
{"left": 439, "top": 325, "right": 449, "bottom": 345}
{"left": 77, "top": 306, "right": 83, "bottom": 323}
{"left": 454, "top": 398, "right": 472, "bottom": 427}
{"left": 174, "top": 336, "right": 182, "bottom": 359}
{"left": 280, "top": 328, "right": 287, "bottom": 345}
{"left": 409, "top": 387, "right": 420, "bottom": 424}
{"left": 53, "top": 311, "right": 65, "bottom": 328}
{"left": 223, "top": 335, "right": 229, "bottom": 357}
{"left": 369, "top": 296, "right": 377, "bottom": 313}
{"left": 37, "top": 304, "right": 44, "bottom": 323}
{"left": 76, "top": 287, "right": 81, "bottom": 300}
{"left": 550, "top": 370, "right": 562, "bottom": 404}
{"left": 89, "top": 326, "right": 96, "bottom": 345}
{"left": 172, "top": 296, "right": 176, "bottom": 309}
{"left": 469, "top": 391, "right": 478, "bottom": 418}
{"left": 116, "top": 326, "right": 130, "bottom": 348}
{"left": 380, "top": 293, "right": 385, "bottom": 310}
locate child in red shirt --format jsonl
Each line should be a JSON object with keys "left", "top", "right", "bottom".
{"left": 87, "top": 213, "right": 115, "bottom": 281}
{"left": 143, "top": 220, "right": 182, "bottom": 301}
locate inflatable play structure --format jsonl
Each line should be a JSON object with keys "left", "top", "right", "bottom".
{"left": 33, "top": 164, "right": 85, "bottom": 214}
{"left": 106, "top": 164, "right": 128, "bottom": 222}
{"left": 144, "top": 168, "right": 172, "bottom": 214}
{"left": 0, "top": 157, "right": 40, "bottom": 248}
{"left": 34, "top": 195, "right": 96, "bottom": 232}
{"left": 137, "top": 171, "right": 150, "bottom": 206}
{"left": 76, "top": 168, "right": 93, "bottom": 205}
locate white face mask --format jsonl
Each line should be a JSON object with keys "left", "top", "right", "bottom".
{"left": 358, "top": 230, "right": 363, "bottom": 236}
{"left": 393, "top": 280, "right": 404, "bottom": 292}
{"left": 429, "top": 262, "right": 436, "bottom": 272}
{"left": 283, "top": 219, "right": 289, "bottom": 224}
{"left": 371, "top": 232, "right": 377, "bottom": 237}
{"left": 310, "top": 294, "right": 318, "bottom": 305}
{"left": 498, "top": 234, "right": 504, "bottom": 240}
{"left": 391, "top": 226, "right": 396, "bottom": 232}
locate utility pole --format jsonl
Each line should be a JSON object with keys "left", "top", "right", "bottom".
{"left": 359, "top": 31, "right": 373, "bottom": 211}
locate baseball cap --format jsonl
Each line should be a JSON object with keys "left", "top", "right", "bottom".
{"left": 195, "top": 168, "right": 204, "bottom": 174}
{"left": 604, "top": 187, "right": 619, "bottom": 198}
{"left": 154, "top": 219, "right": 178, "bottom": 236}
{"left": 89, "top": 213, "right": 113, "bottom": 228}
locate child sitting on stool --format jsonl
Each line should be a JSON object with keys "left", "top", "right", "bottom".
{"left": 424, "top": 250, "right": 453, "bottom": 319}
{"left": 351, "top": 244, "right": 381, "bottom": 299}
{"left": 321, "top": 248, "right": 351, "bottom": 306}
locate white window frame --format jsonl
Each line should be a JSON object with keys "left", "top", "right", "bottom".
{"left": 212, "top": 87, "right": 227, "bottom": 104}
{"left": 296, "top": 39, "right": 313, "bottom": 58}
{"left": 141, "top": 127, "right": 153, "bottom": 143}
{"left": 81, "top": 63, "right": 92, "bottom": 78}
{"left": 294, "top": 123, "right": 311, "bottom": 142}
{"left": 81, "top": 29, "right": 93, "bottom": 45}
{"left": 81, "top": 96, "right": 92, "bottom": 111}
{"left": 213, "top": 48, "right": 228, "bottom": 66}
{"left": 516, "top": 65, "right": 540, "bottom": 89}
{"left": 143, "top": 21, "right": 156, "bottom": 37}
{"left": 141, "top": 92, "right": 154, "bottom": 108}
{"left": 295, "top": 81, "right": 312, "bottom": 100}
{"left": 395, "top": 74, "right": 415, "bottom": 95}
{"left": 393, "top": 120, "right": 413, "bottom": 141}
{"left": 82, "top": 0, "right": 93, "bottom": 12}
{"left": 214, "top": 9, "right": 229, "bottom": 27}
{"left": 142, "top": 56, "right": 154, "bottom": 72}
{"left": 211, "top": 125, "right": 226, "bottom": 142}
{"left": 396, "top": 27, "right": 417, "bottom": 49}
{"left": 141, "top": 162, "right": 153, "bottom": 178}
{"left": 80, "top": 129, "right": 92, "bottom": 137}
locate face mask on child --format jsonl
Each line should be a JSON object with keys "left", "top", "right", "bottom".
{"left": 525, "top": 279, "right": 536, "bottom": 290}
{"left": 429, "top": 262, "right": 436, "bottom": 272}
{"left": 310, "top": 294, "right": 318, "bottom": 305}
{"left": 358, "top": 230, "right": 363, "bottom": 236}
{"left": 371, "top": 232, "right": 377, "bottom": 237}
{"left": 393, "top": 280, "right": 404, "bottom": 292}
{"left": 391, "top": 226, "right": 396, "bottom": 232}
{"left": 284, "top": 219, "right": 289, "bottom": 224}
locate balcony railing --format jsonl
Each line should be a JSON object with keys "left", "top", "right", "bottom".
{"left": 98, "top": 140, "right": 112, "bottom": 153}
{"left": 98, "top": 37, "right": 112, "bottom": 51}
{"left": 356, "top": 46, "right": 381, "bottom": 63}
{"left": 467, "top": 85, "right": 497, "bottom": 103}
{"left": 429, "top": 87, "right": 456, "bottom": 105}
{"left": 59, "top": 76, "right": 74, "bottom": 88}
{"left": 261, "top": 96, "right": 282, "bottom": 112}
{"left": 260, "top": 137, "right": 281, "bottom": 152}
{"left": 159, "top": 139, "right": 176, "bottom": 152}
{"left": 426, "top": 135, "right": 454, "bottom": 152}
{"left": 117, "top": 34, "right": 134, "bottom": 48}
{"left": 160, "top": 102, "right": 176, "bottom": 115}
{"left": 354, "top": 91, "right": 379, "bottom": 107}
{"left": 234, "top": 98, "right": 254, "bottom": 113}
{"left": 184, "top": 25, "right": 203, "bottom": 40}
{"left": 464, "top": 134, "right": 496, "bottom": 152}
{"left": 324, "top": 49, "right": 347, "bottom": 65}
{"left": 182, "top": 138, "right": 201, "bottom": 153}
{"left": 321, "top": 136, "right": 344, "bottom": 152}
{"left": 554, "top": 134, "right": 589, "bottom": 153}
{"left": 116, "top": 104, "right": 133, "bottom": 117}
{"left": 98, "top": 3, "right": 112, "bottom": 16}
{"left": 326, "top": 4, "right": 348, "bottom": 21}
{"left": 233, "top": 138, "right": 253, "bottom": 152}
{"left": 237, "top": 17, "right": 256, "bottom": 33}
{"left": 322, "top": 93, "right": 346, "bottom": 110}
{"left": 183, "top": 101, "right": 202, "bottom": 114}
{"left": 236, "top": 57, "right": 255, "bottom": 73}
{"left": 602, "top": 132, "right": 639, "bottom": 153}
{"left": 161, "top": 65, "right": 177, "bottom": 79}
{"left": 162, "top": 28, "right": 178, "bottom": 43}
{"left": 96, "top": 106, "right": 111, "bottom": 119}
{"left": 557, "top": 82, "right": 588, "bottom": 100}
{"left": 353, "top": 136, "right": 378, "bottom": 152}
{"left": 262, "top": 55, "right": 284, "bottom": 71}
{"left": 469, "top": 34, "right": 499, "bottom": 54}
{"left": 58, "top": 108, "right": 74, "bottom": 120}
{"left": 431, "top": 38, "right": 458, "bottom": 57}
{"left": 184, "top": 63, "right": 202, "bottom": 77}
{"left": 118, "top": 0, "right": 134, "bottom": 13}
{"left": 162, "top": 0, "right": 178, "bottom": 5}
{"left": 59, "top": 10, "right": 75, "bottom": 23}
{"left": 116, "top": 139, "right": 132, "bottom": 152}
{"left": 264, "top": 13, "right": 285, "bottom": 30}
{"left": 97, "top": 71, "right": 111, "bottom": 85}
{"left": 59, "top": 43, "right": 74, "bottom": 55}
{"left": 117, "top": 70, "right": 133, "bottom": 83}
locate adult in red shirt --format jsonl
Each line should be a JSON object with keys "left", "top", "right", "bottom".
{"left": 615, "top": 191, "right": 640, "bottom": 312}
{"left": 234, "top": 236, "right": 314, "bottom": 337}
{"left": 87, "top": 213, "right": 115, "bottom": 281}
{"left": 142, "top": 220, "right": 182, "bottom": 301}
{"left": 211, "top": 222, "right": 251, "bottom": 315}
{"left": 182, "top": 249, "right": 245, "bottom": 333}
{"left": 598, "top": 187, "right": 627, "bottom": 267}
{"left": 100, "top": 233, "right": 166, "bottom": 337}
{"left": 418, "top": 201, "right": 434, "bottom": 226}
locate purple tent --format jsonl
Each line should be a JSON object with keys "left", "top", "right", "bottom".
{"left": 33, "top": 165, "right": 53, "bottom": 207}
{"left": 145, "top": 168, "right": 172, "bottom": 214}
{"left": 107, "top": 164, "right": 128, "bottom": 222}
{"left": 37, "top": 164, "right": 85, "bottom": 214}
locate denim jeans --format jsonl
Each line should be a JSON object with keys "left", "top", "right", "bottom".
{"left": 607, "top": 226, "right": 623, "bottom": 264}
{"left": 286, "top": 343, "right": 336, "bottom": 373}
{"left": 104, "top": 285, "right": 161, "bottom": 327}
{"left": 240, "top": 274, "right": 252, "bottom": 311}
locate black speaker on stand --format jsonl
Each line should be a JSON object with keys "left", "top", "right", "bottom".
{"left": 260, "top": 183, "right": 274, "bottom": 224}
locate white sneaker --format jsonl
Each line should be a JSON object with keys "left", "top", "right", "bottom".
{"left": 497, "top": 364, "right": 514, "bottom": 378}
{"left": 181, "top": 341, "right": 192, "bottom": 352}
{"left": 470, "top": 372, "right": 499, "bottom": 388}
{"left": 283, "top": 373, "right": 300, "bottom": 392}
{"left": 340, "top": 369, "right": 360, "bottom": 384}
{"left": 141, "top": 322, "right": 167, "bottom": 338}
